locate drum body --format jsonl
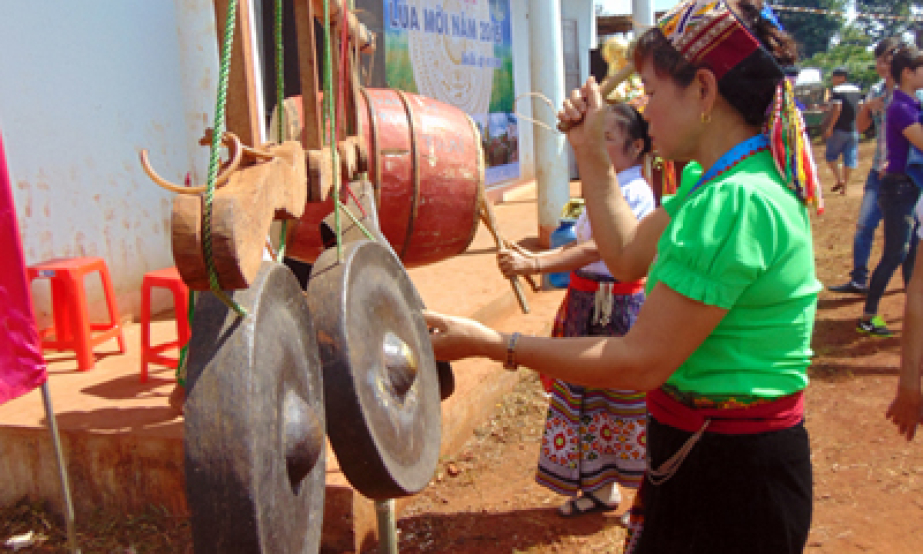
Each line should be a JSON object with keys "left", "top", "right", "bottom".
{"left": 285, "top": 89, "right": 483, "bottom": 268}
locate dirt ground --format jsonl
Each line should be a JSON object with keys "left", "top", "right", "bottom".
{"left": 4, "top": 139, "right": 923, "bottom": 553}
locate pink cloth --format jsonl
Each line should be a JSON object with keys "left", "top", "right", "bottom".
{"left": 0, "top": 131, "right": 47, "bottom": 404}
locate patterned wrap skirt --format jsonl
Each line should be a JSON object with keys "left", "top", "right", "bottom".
{"left": 535, "top": 271, "right": 647, "bottom": 496}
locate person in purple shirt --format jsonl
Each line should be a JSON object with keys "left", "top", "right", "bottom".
{"left": 858, "top": 45, "right": 923, "bottom": 336}
{"left": 829, "top": 38, "right": 905, "bottom": 295}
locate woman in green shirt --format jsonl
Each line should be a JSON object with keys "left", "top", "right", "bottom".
{"left": 425, "top": 1, "right": 821, "bottom": 552}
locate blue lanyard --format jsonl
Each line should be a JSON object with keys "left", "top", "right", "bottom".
{"left": 686, "top": 134, "right": 770, "bottom": 198}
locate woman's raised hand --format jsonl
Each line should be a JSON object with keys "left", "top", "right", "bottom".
{"left": 558, "top": 77, "right": 608, "bottom": 152}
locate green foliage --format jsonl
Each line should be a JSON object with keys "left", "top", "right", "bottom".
{"left": 774, "top": 0, "right": 848, "bottom": 59}
{"left": 489, "top": 48, "right": 515, "bottom": 113}
{"left": 384, "top": 30, "right": 419, "bottom": 93}
{"left": 801, "top": 25, "right": 878, "bottom": 90}
{"left": 853, "top": 0, "right": 919, "bottom": 43}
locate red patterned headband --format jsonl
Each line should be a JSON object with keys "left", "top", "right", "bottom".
{"left": 658, "top": 0, "right": 822, "bottom": 211}
{"left": 659, "top": 0, "right": 766, "bottom": 81}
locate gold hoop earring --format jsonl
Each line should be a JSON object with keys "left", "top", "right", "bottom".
{"left": 701, "top": 112, "right": 712, "bottom": 124}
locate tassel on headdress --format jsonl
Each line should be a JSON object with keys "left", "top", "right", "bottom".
{"left": 765, "top": 79, "right": 824, "bottom": 213}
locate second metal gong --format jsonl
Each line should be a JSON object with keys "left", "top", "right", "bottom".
{"left": 308, "top": 239, "right": 441, "bottom": 500}
{"left": 184, "top": 261, "right": 326, "bottom": 553}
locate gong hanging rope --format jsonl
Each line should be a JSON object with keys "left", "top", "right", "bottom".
{"left": 335, "top": 1, "right": 374, "bottom": 227}
{"left": 202, "top": 0, "right": 247, "bottom": 316}
{"left": 320, "top": 0, "right": 343, "bottom": 261}
{"left": 321, "top": 0, "right": 376, "bottom": 251}
{"left": 274, "top": 0, "right": 289, "bottom": 262}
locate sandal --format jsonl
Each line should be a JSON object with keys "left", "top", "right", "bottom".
{"left": 557, "top": 492, "right": 619, "bottom": 518}
{"left": 831, "top": 181, "right": 844, "bottom": 193}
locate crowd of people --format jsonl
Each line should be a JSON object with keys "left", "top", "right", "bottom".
{"left": 425, "top": 0, "right": 923, "bottom": 552}
{"left": 826, "top": 41, "right": 923, "bottom": 340}
{"left": 817, "top": 38, "right": 923, "bottom": 439}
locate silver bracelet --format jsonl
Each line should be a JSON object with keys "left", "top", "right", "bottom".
{"left": 504, "top": 332, "right": 522, "bottom": 371}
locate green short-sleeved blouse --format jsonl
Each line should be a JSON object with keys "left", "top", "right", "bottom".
{"left": 647, "top": 150, "right": 821, "bottom": 399}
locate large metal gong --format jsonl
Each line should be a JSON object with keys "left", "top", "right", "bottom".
{"left": 308, "top": 239, "right": 441, "bottom": 500}
{"left": 184, "top": 261, "right": 326, "bottom": 554}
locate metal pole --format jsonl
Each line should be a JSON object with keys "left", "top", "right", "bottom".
{"left": 529, "top": 0, "right": 569, "bottom": 248}
{"left": 40, "top": 382, "right": 79, "bottom": 553}
{"left": 632, "top": 0, "right": 655, "bottom": 31}
{"left": 375, "top": 499, "right": 398, "bottom": 554}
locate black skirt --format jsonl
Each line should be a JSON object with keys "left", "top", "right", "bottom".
{"left": 634, "top": 416, "right": 813, "bottom": 554}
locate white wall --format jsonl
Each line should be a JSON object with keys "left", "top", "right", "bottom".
{"left": 0, "top": 1, "right": 218, "bottom": 321}
{"left": 562, "top": 0, "right": 596, "bottom": 88}
{"left": 0, "top": 0, "right": 589, "bottom": 321}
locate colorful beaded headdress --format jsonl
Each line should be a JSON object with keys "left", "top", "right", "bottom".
{"left": 657, "top": 0, "right": 822, "bottom": 212}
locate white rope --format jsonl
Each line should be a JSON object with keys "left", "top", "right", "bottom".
{"left": 513, "top": 92, "right": 557, "bottom": 132}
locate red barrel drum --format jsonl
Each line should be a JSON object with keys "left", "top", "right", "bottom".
{"left": 285, "top": 88, "right": 483, "bottom": 268}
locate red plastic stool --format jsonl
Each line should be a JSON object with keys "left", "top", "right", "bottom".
{"left": 140, "top": 267, "right": 190, "bottom": 383}
{"left": 27, "top": 257, "right": 126, "bottom": 371}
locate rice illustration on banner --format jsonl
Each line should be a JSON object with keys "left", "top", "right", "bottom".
{"left": 405, "top": 0, "right": 495, "bottom": 114}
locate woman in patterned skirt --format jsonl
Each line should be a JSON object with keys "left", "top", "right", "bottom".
{"left": 497, "top": 103, "right": 655, "bottom": 516}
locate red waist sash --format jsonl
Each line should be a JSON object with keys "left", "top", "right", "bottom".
{"left": 647, "top": 387, "right": 804, "bottom": 435}
{"left": 568, "top": 271, "right": 646, "bottom": 295}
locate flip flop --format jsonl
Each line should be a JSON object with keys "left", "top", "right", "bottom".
{"left": 557, "top": 492, "right": 619, "bottom": 518}
{"left": 831, "top": 182, "right": 844, "bottom": 193}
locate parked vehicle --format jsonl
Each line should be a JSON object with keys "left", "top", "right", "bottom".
{"left": 793, "top": 67, "right": 826, "bottom": 136}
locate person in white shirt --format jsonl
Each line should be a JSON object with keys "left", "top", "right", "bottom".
{"left": 497, "top": 102, "right": 655, "bottom": 517}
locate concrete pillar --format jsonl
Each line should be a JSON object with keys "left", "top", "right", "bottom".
{"left": 632, "top": 0, "right": 655, "bottom": 31}
{"left": 529, "top": 0, "right": 570, "bottom": 248}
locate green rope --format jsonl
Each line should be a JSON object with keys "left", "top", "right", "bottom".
{"left": 274, "top": 0, "right": 288, "bottom": 262}
{"left": 321, "top": 0, "right": 343, "bottom": 261}
{"left": 175, "top": 290, "right": 196, "bottom": 386}
{"left": 275, "top": 0, "right": 285, "bottom": 146}
{"left": 340, "top": 201, "right": 377, "bottom": 240}
{"left": 203, "top": 0, "right": 247, "bottom": 316}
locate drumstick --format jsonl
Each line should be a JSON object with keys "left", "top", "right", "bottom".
{"left": 557, "top": 61, "right": 636, "bottom": 133}
{"left": 478, "top": 195, "right": 537, "bottom": 314}
{"left": 478, "top": 203, "right": 539, "bottom": 294}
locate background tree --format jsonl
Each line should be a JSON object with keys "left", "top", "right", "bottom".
{"left": 853, "top": 0, "right": 919, "bottom": 45}
{"left": 773, "top": 0, "right": 847, "bottom": 58}
{"left": 801, "top": 25, "right": 877, "bottom": 89}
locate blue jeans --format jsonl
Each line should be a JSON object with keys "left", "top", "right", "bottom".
{"left": 850, "top": 171, "right": 883, "bottom": 285}
{"left": 863, "top": 174, "right": 921, "bottom": 316}
{"left": 825, "top": 130, "right": 859, "bottom": 168}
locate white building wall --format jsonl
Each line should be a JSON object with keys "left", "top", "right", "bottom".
{"left": 562, "top": 0, "right": 596, "bottom": 90}
{"left": 0, "top": 1, "right": 218, "bottom": 321}
{"left": 0, "top": 0, "right": 595, "bottom": 321}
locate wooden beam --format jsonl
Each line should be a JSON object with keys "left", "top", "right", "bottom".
{"left": 294, "top": 0, "right": 324, "bottom": 151}
{"left": 214, "top": 0, "right": 262, "bottom": 146}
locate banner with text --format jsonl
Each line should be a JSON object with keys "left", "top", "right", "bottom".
{"left": 385, "top": 0, "right": 519, "bottom": 185}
